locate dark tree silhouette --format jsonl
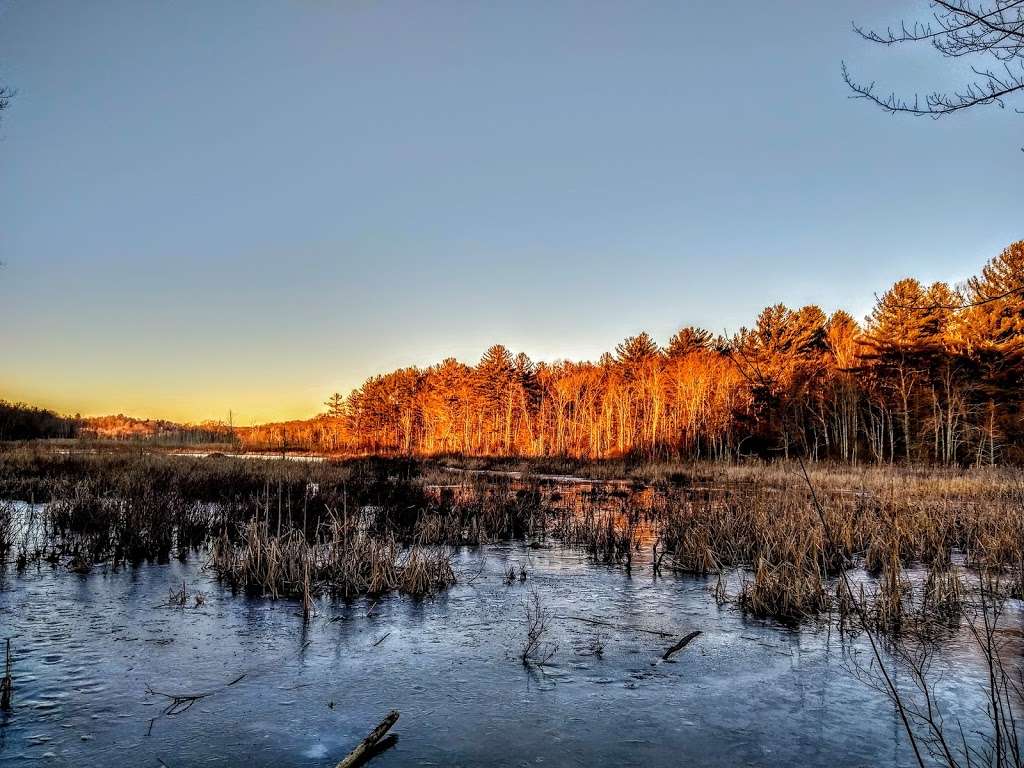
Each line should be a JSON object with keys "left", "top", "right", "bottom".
{"left": 843, "top": 1, "right": 1024, "bottom": 117}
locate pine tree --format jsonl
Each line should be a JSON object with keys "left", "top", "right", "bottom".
{"left": 864, "top": 279, "right": 947, "bottom": 461}
{"left": 965, "top": 241, "right": 1024, "bottom": 356}
{"left": 666, "top": 326, "right": 714, "bottom": 358}
{"left": 962, "top": 242, "right": 1024, "bottom": 461}
{"left": 324, "top": 392, "right": 345, "bottom": 418}
{"left": 474, "top": 345, "right": 517, "bottom": 452}
{"left": 614, "top": 333, "right": 661, "bottom": 365}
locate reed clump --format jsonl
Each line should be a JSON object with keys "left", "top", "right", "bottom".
{"left": 552, "top": 461, "right": 1022, "bottom": 630}
{"left": 209, "top": 513, "right": 455, "bottom": 600}
{"left": 920, "top": 561, "right": 965, "bottom": 622}
{"left": 865, "top": 551, "right": 913, "bottom": 633}
{"left": 738, "top": 559, "right": 830, "bottom": 622}
{"left": 562, "top": 506, "right": 641, "bottom": 567}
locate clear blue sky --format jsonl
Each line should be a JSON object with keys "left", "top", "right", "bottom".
{"left": 0, "top": 1, "right": 1021, "bottom": 423}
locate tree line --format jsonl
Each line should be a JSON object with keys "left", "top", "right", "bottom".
{"left": 0, "top": 404, "right": 237, "bottom": 446}
{"left": 240, "top": 242, "right": 1024, "bottom": 465}
{"left": 0, "top": 401, "right": 79, "bottom": 441}
{"left": 79, "top": 414, "right": 236, "bottom": 445}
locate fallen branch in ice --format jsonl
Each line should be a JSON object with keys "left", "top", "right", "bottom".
{"left": 336, "top": 710, "right": 400, "bottom": 768}
{"left": 551, "top": 614, "right": 673, "bottom": 637}
{"left": 144, "top": 638, "right": 313, "bottom": 735}
{"left": 146, "top": 672, "right": 247, "bottom": 716}
{"left": 661, "top": 631, "right": 701, "bottom": 661}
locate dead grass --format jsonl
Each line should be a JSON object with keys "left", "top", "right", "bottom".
{"left": 4, "top": 446, "right": 1024, "bottom": 627}
{"left": 208, "top": 511, "right": 455, "bottom": 600}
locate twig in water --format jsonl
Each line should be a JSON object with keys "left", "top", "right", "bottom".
{"left": 551, "top": 614, "right": 673, "bottom": 638}
{"left": 460, "top": 558, "right": 487, "bottom": 586}
{"left": 661, "top": 631, "right": 701, "bottom": 661}
{"left": 145, "top": 673, "right": 248, "bottom": 716}
{"left": 146, "top": 687, "right": 212, "bottom": 716}
{"left": 335, "top": 710, "right": 400, "bottom": 768}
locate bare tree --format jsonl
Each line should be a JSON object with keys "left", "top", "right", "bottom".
{"left": 844, "top": 1, "right": 1024, "bottom": 118}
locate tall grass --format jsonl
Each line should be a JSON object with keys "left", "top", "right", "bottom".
{"left": 209, "top": 513, "right": 455, "bottom": 600}
{"left": 4, "top": 447, "right": 1024, "bottom": 625}
{"left": 0, "top": 447, "right": 453, "bottom": 599}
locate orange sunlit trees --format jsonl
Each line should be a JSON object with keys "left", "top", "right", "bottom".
{"left": 821, "top": 311, "right": 863, "bottom": 462}
{"left": 863, "top": 279, "right": 961, "bottom": 462}
{"left": 731, "top": 304, "right": 828, "bottom": 458}
{"left": 962, "top": 242, "right": 1024, "bottom": 462}
{"left": 270, "top": 240, "right": 1024, "bottom": 465}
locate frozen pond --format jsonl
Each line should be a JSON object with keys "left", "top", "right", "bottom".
{"left": 0, "top": 534, "right": 1012, "bottom": 767}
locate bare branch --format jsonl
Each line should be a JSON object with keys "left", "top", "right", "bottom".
{"left": 846, "top": 1, "right": 1024, "bottom": 123}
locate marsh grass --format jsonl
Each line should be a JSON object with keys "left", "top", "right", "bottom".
{"left": 4, "top": 447, "right": 1024, "bottom": 627}
{"left": 454, "top": 460, "right": 1023, "bottom": 635}
{"left": 0, "top": 448, "right": 457, "bottom": 600}
{"left": 208, "top": 512, "right": 455, "bottom": 600}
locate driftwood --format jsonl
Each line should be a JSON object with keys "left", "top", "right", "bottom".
{"left": 336, "top": 710, "right": 400, "bottom": 768}
{"left": 661, "top": 631, "right": 701, "bottom": 661}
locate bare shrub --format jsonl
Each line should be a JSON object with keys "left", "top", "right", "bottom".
{"left": 520, "top": 589, "right": 557, "bottom": 666}
{"left": 853, "top": 584, "right": 1024, "bottom": 768}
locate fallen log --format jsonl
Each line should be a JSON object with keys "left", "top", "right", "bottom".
{"left": 661, "top": 631, "right": 701, "bottom": 661}
{"left": 336, "top": 710, "right": 400, "bottom": 768}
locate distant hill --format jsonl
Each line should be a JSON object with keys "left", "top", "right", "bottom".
{"left": 79, "top": 414, "right": 236, "bottom": 445}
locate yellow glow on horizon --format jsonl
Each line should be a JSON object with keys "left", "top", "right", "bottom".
{"left": 2, "top": 341, "right": 633, "bottom": 425}
{"left": 0, "top": 377, "right": 336, "bottom": 426}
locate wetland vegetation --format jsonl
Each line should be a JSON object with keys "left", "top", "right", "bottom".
{"left": 1, "top": 445, "right": 1024, "bottom": 765}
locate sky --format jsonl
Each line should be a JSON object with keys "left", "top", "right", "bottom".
{"left": 0, "top": 1, "right": 1021, "bottom": 424}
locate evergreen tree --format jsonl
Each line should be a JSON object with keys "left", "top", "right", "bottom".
{"left": 614, "top": 332, "right": 661, "bottom": 366}
{"left": 666, "top": 326, "right": 714, "bottom": 358}
{"left": 324, "top": 392, "right": 345, "bottom": 417}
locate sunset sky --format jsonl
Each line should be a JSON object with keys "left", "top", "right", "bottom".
{"left": 1, "top": 1, "right": 1021, "bottom": 424}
